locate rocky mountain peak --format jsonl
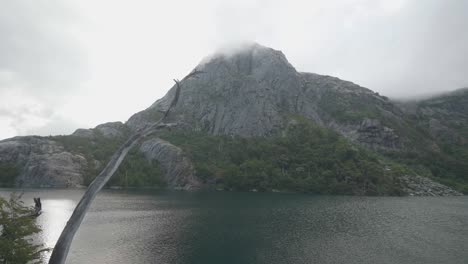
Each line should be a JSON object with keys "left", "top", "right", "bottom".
{"left": 127, "top": 43, "right": 403, "bottom": 145}
{"left": 127, "top": 43, "right": 306, "bottom": 135}
{"left": 196, "top": 42, "right": 296, "bottom": 77}
{"left": 0, "top": 44, "right": 466, "bottom": 195}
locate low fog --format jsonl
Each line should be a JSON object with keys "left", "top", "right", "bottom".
{"left": 1, "top": 0, "right": 467, "bottom": 139}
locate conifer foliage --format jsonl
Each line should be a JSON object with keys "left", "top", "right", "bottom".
{"left": 0, "top": 193, "right": 47, "bottom": 264}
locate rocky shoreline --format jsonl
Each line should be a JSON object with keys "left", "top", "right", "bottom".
{"left": 400, "top": 175, "right": 463, "bottom": 196}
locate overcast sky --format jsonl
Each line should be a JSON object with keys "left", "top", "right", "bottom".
{"left": 1, "top": 0, "right": 467, "bottom": 140}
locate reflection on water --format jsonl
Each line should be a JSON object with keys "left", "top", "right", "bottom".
{"left": 0, "top": 189, "right": 467, "bottom": 264}
{"left": 0, "top": 189, "right": 82, "bottom": 262}
{"left": 68, "top": 192, "right": 196, "bottom": 264}
{"left": 38, "top": 199, "right": 76, "bottom": 248}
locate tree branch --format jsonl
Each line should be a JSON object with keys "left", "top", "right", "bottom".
{"left": 48, "top": 69, "right": 204, "bottom": 264}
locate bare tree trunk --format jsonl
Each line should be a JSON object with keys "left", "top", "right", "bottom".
{"left": 48, "top": 70, "right": 203, "bottom": 264}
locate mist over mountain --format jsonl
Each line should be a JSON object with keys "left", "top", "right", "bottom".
{"left": 0, "top": 44, "right": 466, "bottom": 195}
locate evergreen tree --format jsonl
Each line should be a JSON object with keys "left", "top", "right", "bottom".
{"left": 0, "top": 193, "right": 47, "bottom": 264}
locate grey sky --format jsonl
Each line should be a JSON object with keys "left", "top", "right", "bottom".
{"left": 1, "top": 0, "right": 467, "bottom": 139}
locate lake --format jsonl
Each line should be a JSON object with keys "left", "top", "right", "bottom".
{"left": 1, "top": 189, "right": 467, "bottom": 264}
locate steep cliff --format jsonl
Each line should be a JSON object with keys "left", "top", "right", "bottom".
{"left": 0, "top": 43, "right": 466, "bottom": 195}
{"left": 0, "top": 136, "right": 87, "bottom": 187}
{"left": 128, "top": 44, "right": 419, "bottom": 151}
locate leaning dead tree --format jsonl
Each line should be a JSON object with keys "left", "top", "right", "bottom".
{"left": 48, "top": 70, "right": 203, "bottom": 264}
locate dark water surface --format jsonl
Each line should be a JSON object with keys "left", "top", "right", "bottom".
{"left": 1, "top": 189, "right": 467, "bottom": 264}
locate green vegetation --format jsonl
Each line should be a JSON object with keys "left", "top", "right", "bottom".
{"left": 0, "top": 164, "right": 18, "bottom": 187}
{"left": 391, "top": 89, "right": 468, "bottom": 194}
{"left": 2, "top": 88, "right": 464, "bottom": 195}
{"left": 109, "top": 149, "right": 165, "bottom": 188}
{"left": 0, "top": 193, "right": 47, "bottom": 264}
{"left": 52, "top": 134, "right": 125, "bottom": 185}
{"left": 315, "top": 88, "right": 468, "bottom": 194}
{"left": 385, "top": 144, "right": 468, "bottom": 194}
{"left": 160, "top": 118, "right": 408, "bottom": 195}
{"left": 52, "top": 133, "right": 165, "bottom": 188}
{"left": 317, "top": 89, "right": 381, "bottom": 123}
{"left": 131, "top": 108, "right": 163, "bottom": 125}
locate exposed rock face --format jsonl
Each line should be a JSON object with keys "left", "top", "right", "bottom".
{"left": 357, "top": 118, "right": 400, "bottom": 149}
{"left": 0, "top": 43, "right": 465, "bottom": 195}
{"left": 409, "top": 88, "right": 468, "bottom": 145}
{"left": 400, "top": 175, "right": 463, "bottom": 196}
{"left": 127, "top": 43, "right": 406, "bottom": 149}
{"left": 122, "top": 43, "right": 465, "bottom": 195}
{"left": 129, "top": 44, "right": 302, "bottom": 136}
{"left": 72, "top": 129, "right": 94, "bottom": 138}
{"left": 139, "top": 138, "right": 201, "bottom": 189}
{"left": 72, "top": 121, "right": 128, "bottom": 139}
{"left": 95, "top": 122, "right": 128, "bottom": 138}
{"left": 0, "top": 137, "right": 87, "bottom": 187}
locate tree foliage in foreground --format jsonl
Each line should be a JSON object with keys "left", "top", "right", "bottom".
{"left": 0, "top": 193, "right": 47, "bottom": 264}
